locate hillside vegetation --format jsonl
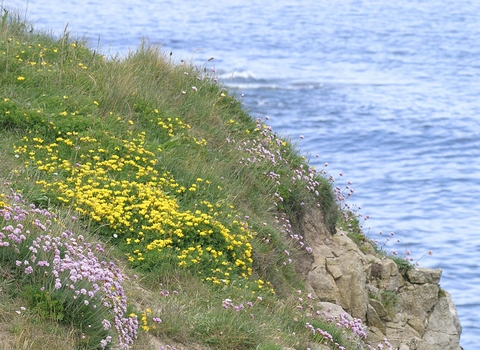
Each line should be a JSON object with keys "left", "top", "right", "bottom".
{"left": 0, "top": 11, "right": 373, "bottom": 350}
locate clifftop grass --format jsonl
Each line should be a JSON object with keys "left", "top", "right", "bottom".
{"left": 0, "top": 11, "right": 377, "bottom": 350}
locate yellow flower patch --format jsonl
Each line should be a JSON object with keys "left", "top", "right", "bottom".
{"left": 18, "top": 129, "right": 254, "bottom": 285}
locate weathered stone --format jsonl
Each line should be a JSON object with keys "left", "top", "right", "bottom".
{"left": 317, "top": 301, "right": 350, "bottom": 321}
{"left": 333, "top": 232, "right": 363, "bottom": 254}
{"left": 407, "top": 267, "right": 442, "bottom": 284}
{"left": 334, "top": 248, "right": 369, "bottom": 320}
{"left": 379, "top": 258, "right": 406, "bottom": 290}
{"left": 422, "top": 290, "right": 462, "bottom": 350}
{"left": 403, "top": 323, "right": 423, "bottom": 340}
{"left": 398, "top": 283, "right": 439, "bottom": 322}
{"left": 369, "top": 298, "right": 388, "bottom": 318}
{"left": 366, "top": 304, "right": 386, "bottom": 334}
{"left": 298, "top": 207, "right": 462, "bottom": 350}
{"left": 385, "top": 322, "right": 422, "bottom": 349}
{"left": 307, "top": 267, "right": 339, "bottom": 303}
{"left": 422, "top": 331, "right": 451, "bottom": 348}
{"left": 366, "top": 283, "right": 380, "bottom": 299}
{"left": 326, "top": 257, "right": 343, "bottom": 280}
{"left": 366, "top": 326, "right": 387, "bottom": 346}
{"left": 380, "top": 258, "right": 398, "bottom": 279}
{"left": 407, "top": 316, "right": 427, "bottom": 337}
{"left": 310, "top": 245, "right": 335, "bottom": 267}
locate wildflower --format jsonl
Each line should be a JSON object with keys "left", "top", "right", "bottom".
{"left": 17, "top": 76, "right": 26, "bottom": 81}
{"left": 102, "top": 319, "right": 111, "bottom": 330}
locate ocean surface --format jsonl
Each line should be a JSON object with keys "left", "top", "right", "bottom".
{"left": 4, "top": 0, "right": 480, "bottom": 347}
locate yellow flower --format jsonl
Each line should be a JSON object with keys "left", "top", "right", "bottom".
{"left": 17, "top": 76, "right": 25, "bottom": 81}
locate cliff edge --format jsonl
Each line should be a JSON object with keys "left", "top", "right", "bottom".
{"left": 299, "top": 207, "right": 462, "bottom": 350}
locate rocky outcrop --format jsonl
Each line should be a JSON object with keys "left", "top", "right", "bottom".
{"left": 299, "top": 208, "right": 462, "bottom": 350}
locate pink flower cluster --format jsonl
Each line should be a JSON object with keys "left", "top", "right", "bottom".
{"left": 0, "top": 187, "right": 138, "bottom": 349}
{"left": 222, "top": 298, "right": 257, "bottom": 319}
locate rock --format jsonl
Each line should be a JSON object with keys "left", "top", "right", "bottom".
{"left": 407, "top": 316, "right": 427, "bottom": 337}
{"left": 369, "top": 298, "right": 388, "bottom": 318}
{"left": 307, "top": 266, "right": 339, "bottom": 303}
{"left": 334, "top": 249, "right": 369, "bottom": 320}
{"left": 367, "top": 304, "right": 386, "bottom": 334}
{"left": 381, "top": 259, "right": 406, "bottom": 290}
{"left": 332, "top": 232, "right": 362, "bottom": 253}
{"left": 298, "top": 207, "right": 462, "bottom": 350}
{"left": 398, "top": 283, "right": 439, "bottom": 335}
{"left": 422, "top": 290, "right": 462, "bottom": 350}
{"left": 407, "top": 267, "right": 442, "bottom": 284}
{"left": 366, "top": 326, "right": 388, "bottom": 346}
{"left": 317, "top": 301, "right": 350, "bottom": 321}
{"left": 325, "top": 257, "right": 343, "bottom": 280}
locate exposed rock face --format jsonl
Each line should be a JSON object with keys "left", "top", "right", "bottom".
{"left": 300, "top": 208, "right": 462, "bottom": 350}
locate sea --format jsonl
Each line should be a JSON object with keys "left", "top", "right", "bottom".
{"left": 3, "top": 0, "right": 480, "bottom": 348}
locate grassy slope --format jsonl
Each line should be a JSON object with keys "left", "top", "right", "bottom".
{"left": 0, "top": 12, "right": 372, "bottom": 350}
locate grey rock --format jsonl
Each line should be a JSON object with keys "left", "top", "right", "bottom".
{"left": 298, "top": 207, "right": 462, "bottom": 350}
{"left": 307, "top": 267, "right": 339, "bottom": 304}
{"left": 407, "top": 267, "right": 442, "bottom": 284}
{"left": 326, "top": 257, "right": 343, "bottom": 280}
{"left": 369, "top": 298, "right": 388, "bottom": 318}
{"left": 422, "top": 290, "right": 462, "bottom": 350}
{"left": 367, "top": 304, "right": 386, "bottom": 334}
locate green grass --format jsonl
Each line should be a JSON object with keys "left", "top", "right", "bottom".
{"left": 0, "top": 11, "right": 376, "bottom": 350}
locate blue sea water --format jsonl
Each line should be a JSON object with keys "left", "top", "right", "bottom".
{"left": 4, "top": 0, "right": 480, "bottom": 347}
